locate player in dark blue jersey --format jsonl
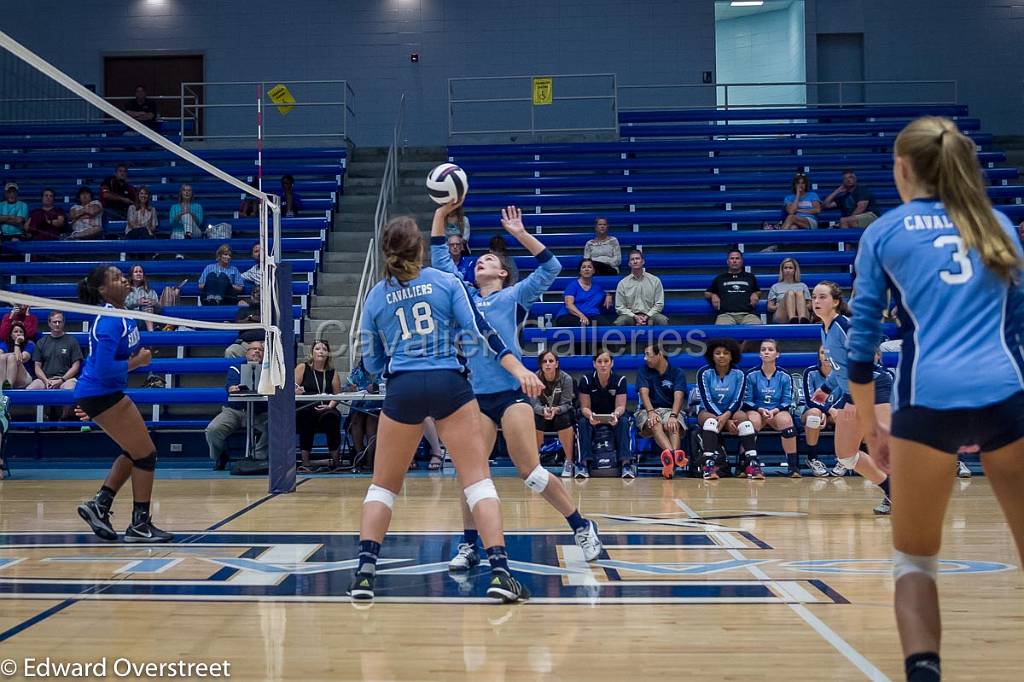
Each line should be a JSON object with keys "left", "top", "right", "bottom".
{"left": 694, "top": 338, "right": 760, "bottom": 480}
{"left": 801, "top": 346, "right": 843, "bottom": 477}
{"left": 846, "top": 116, "right": 1024, "bottom": 681}
{"left": 74, "top": 265, "right": 172, "bottom": 543}
{"left": 743, "top": 340, "right": 799, "bottom": 477}
{"left": 350, "top": 214, "right": 541, "bottom": 604}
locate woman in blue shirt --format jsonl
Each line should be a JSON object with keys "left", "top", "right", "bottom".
{"left": 801, "top": 345, "right": 843, "bottom": 477}
{"left": 74, "top": 264, "right": 172, "bottom": 544}
{"left": 694, "top": 338, "right": 756, "bottom": 480}
{"left": 743, "top": 339, "right": 798, "bottom": 477}
{"left": 781, "top": 173, "right": 822, "bottom": 230}
{"left": 198, "top": 245, "right": 244, "bottom": 306}
{"left": 554, "top": 259, "right": 614, "bottom": 326}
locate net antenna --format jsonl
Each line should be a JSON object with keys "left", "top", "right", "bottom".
{"left": 0, "top": 29, "right": 285, "bottom": 395}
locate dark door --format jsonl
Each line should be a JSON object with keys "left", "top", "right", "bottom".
{"left": 103, "top": 55, "right": 204, "bottom": 134}
{"left": 816, "top": 34, "right": 865, "bottom": 105}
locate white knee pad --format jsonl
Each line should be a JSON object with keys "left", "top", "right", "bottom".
{"left": 464, "top": 478, "right": 499, "bottom": 511}
{"left": 364, "top": 483, "right": 396, "bottom": 510}
{"left": 702, "top": 418, "right": 719, "bottom": 432}
{"left": 524, "top": 465, "right": 551, "bottom": 493}
{"left": 838, "top": 452, "right": 861, "bottom": 469}
{"left": 893, "top": 550, "right": 938, "bottom": 581}
{"left": 806, "top": 414, "right": 822, "bottom": 430}
{"left": 737, "top": 420, "right": 755, "bottom": 437}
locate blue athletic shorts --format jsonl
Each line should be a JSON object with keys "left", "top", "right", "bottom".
{"left": 477, "top": 389, "right": 531, "bottom": 425}
{"left": 381, "top": 370, "right": 476, "bottom": 425}
{"left": 891, "top": 391, "right": 1024, "bottom": 453}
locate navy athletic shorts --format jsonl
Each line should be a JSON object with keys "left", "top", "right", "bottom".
{"left": 891, "top": 391, "right": 1024, "bottom": 453}
{"left": 381, "top": 370, "right": 476, "bottom": 425}
{"left": 476, "top": 389, "right": 531, "bottom": 425}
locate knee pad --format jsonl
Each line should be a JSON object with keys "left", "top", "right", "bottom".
{"left": 702, "top": 418, "right": 719, "bottom": 432}
{"left": 117, "top": 451, "right": 133, "bottom": 465}
{"left": 805, "top": 414, "right": 822, "bottom": 430}
{"left": 781, "top": 427, "right": 796, "bottom": 439}
{"left": 838, "top": 452, "right": 861, "bottom": 469}
{"left": 464, "top": 478, "right": 499, "bottom": 511}
{"left": 524, "top": 465, "right": 550, "bottom": 493}
{"left": 737, "top": 420, "right": 756, "bottom": 437}
{"left": 132, "top": 451, "right": 158, "bottom": 472}
{"left": 893, "top": 550, "right": 938, "bottom": 581}
{"left": 364, "top": 483, "right": 396, "bottom": 510}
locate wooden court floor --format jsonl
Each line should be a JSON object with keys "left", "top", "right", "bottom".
{"left": 0, "top": 473, "right": 1020, "bottom": 681}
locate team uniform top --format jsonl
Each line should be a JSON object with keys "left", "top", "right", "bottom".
{"left": 872, "top": 363, "right": 894, "bottom": 405}
{"left": 431, "top": 236, "right": 561, "bottom": 395}
{"left": 819, "top": 315, "right": 853, "bottom": 401}
{"left": 695, "top": 366, "right": 747, "bottom": 415}
{"left": 75, "top": 305, "right": 141, "bottom": 399}
{"left": 802, "top": 367, "right": 844, "bottom": 412}
{"left": 743, "top": 368, "right": 794, "bottom": 412}
{"left": 848, "top": 199, "right": 1024, "bottom": 410}
{"left": 359, "top": 266, "right": 510, "bottom": 377}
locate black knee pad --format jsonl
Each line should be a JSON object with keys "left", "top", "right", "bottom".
{"left": 781, "top": 427, "right": 796, "bottom": 439}
{"left": 117, "top": 451, "right": 133, "bottom": 465}
{"left": 133, "top": 451, "right": 158, "bottom": 472}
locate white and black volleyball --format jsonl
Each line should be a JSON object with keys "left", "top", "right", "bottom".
{"left": 426, "top": 163, "right": 469, "bottom": 205}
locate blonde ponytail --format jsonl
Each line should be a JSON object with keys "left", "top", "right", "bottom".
{"left": 895, "top": 116, "right": 1020, "bottom": 283}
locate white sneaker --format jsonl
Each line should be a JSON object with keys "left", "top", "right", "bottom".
{"left": 808, "top": 459, "right": 829, "bottom": 477}
{"left": 621, "top": 463, "right": 636, "bottom": 479}
{"left": 873, "top": 497, "right": 892, "bottom": 515}
{"left": 573, "top": 463, "right": 590, "bottom": 480}
{"left": 448, "top": 542, "right": 481, "bottom": 571}
{"left": 561, "top": 462, "right": 573, "bottom": 478}
{"left": 957, "top": 460, "right": 972, "bottom": 479}
{"left": 831, "top": 461, "right": 849, "bottom": 477}
{"left": 574, "top": 520, "right": 603, "bottom": 561}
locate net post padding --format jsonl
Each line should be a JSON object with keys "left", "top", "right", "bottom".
{"left": 267, "top": 262, "right": 296, "bottom": 494}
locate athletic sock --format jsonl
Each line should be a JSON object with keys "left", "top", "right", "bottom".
{"left": 905, "top": 652, "right": 940, "bottom": 681}
{"left": 462, "top": 529, "right": 480, "bottom": 547}
{"left": 787, "top": 453, "right": 800, "bottom": 470}
{"left": 131, "top": 501, "right": 151, "bottom": 525}
{"left": 565, "top": 510, "right": 588, "bottom": 533}
{"left": 879, "top": 476, "right": 891, "bottom": 498}
{"left": 357, "top": 539, "right": 381, "bottom": 575}
{"left": 485, "top": 545, "right": 510, "bottom": 576}
{"left": 95, "top": 485, "right": 116, "bottom": 514}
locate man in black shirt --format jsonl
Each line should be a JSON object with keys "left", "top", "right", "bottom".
{"left": 705, "top": 250, "right": 762, "bottom": 325}
{"left": 823, "top": 169, "right": 879, "bottom": 228}
{"left": 100, "top": 163, "right": 135, "bottom": 220}
{"left": 576, "top": 349, "right": 633, "bottom": 478}
{"left": 124, "top": 85, "right": 159, "bottom": 131}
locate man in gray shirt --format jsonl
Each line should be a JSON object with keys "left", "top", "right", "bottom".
{"left": 614, "top": 250, "right": 669, "bottom": 326}
{"left": 27, "top": 310, "right": 83, "bottom": 390}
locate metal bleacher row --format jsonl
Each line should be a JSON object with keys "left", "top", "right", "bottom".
{"left": 0, "top": 120, "right": 344, "bottom": 433}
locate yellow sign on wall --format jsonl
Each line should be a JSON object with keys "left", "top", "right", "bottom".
{"left": 267, "top": 84, "right": 296, "bottom": 115}
{"left": 532, "top": 77, "right": 553, "bottom": 106}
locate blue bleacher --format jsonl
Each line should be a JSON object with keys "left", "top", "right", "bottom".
{"left": 0, "top": 305, "right": 302, "bottom": 324}
{"left": 616, "top": 104, "right": 969, "bottom": 123}
{"left": 4, "top": 281, "right": 311, "bottom": 299}
{"left": 474, "top": 229, "right": 866, "bottom": 250}
{"left": 521, "top": 322, "right": 894, "bottom": 344}
{"left": 514, "top": 251, "right": 854, "bottom": 271}
{"left": 3, "top": 236, "right": 322, "bottom": 256}
{"left": 618, "top": 118, "right": 982, "bottom": 138}
{"left": 0, "top": 258, "right": 316, "bottom": 277}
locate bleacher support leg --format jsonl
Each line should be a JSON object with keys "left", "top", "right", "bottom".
{"left": 268, "top": 262, "right": 297, "bottom": 494}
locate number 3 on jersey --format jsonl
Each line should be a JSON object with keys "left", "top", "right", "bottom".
{"left": 396, "top": 302, "right": 435, "bottom": 339}
{"left": 933, "top": 235, "right": 973, "bottom": 285}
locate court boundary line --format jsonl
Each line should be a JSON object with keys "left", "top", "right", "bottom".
{"left": 673, "top": 498, "right": 891, "bottom": 682}
{"left": 0, "top": 597, "right": 77, "bottom": 643}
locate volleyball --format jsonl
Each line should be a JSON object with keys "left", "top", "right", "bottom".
{"left": 426, "top": 163, "right": 468, "bottom": 205}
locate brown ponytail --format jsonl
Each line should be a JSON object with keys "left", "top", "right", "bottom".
{"left": 380, "top": 215, "right": 423, "bottom": 284}
{"left": 895, "top": 116, "right": 1020, "bottom": 283}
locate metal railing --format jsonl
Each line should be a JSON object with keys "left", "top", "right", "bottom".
{"left": 349, "top": 94, "right": 406, "bottom": 372}
{"left": 0, "top": 94, "right": 196, "bottom": 126}
{"left": 179, "top": 80, "right": 355, "bottom": 145}
{"left": 448, "top": 73, "right": 618, "bottom": 141}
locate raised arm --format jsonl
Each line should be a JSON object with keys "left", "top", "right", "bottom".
{"left": 503, "top": 206, "right": 562, "bottom": 307}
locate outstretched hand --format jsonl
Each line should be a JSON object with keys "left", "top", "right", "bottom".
{"left": 500, "top": 205, "right": 525, "bottom": 234}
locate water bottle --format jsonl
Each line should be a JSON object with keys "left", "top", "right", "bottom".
{"left": 544, "top": 313, "right": 553, "bottom": 328}
{"left": 378, "top": 378, "right": 386, "bottom": 394}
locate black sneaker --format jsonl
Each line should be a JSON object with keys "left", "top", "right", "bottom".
{"left": 486, "top": 572, "right": 530, "bottom": 603}
{"left": 348, "top": 571, "right": 375, "bottom": 601}
{"left": 77, "top": 500, "right": 117, "bottom": 541}
{"left": 124, "top": 520, "right": 174, "bottom": 543}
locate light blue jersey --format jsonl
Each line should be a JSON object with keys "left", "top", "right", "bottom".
{"left": 695, "top": 366, "right": 746, "bottom": 415}
{"left": 743, "top": 367, "right": 794, "bottom": 411}
{"left": 358, "top": 266, "right": 510, "bottom": 377}
{"left": 802, "top": 367, "right": 843, "bottom": 412}
{"left": 431, "top": 236, "right": 561, "bottom": 395}
{"left": 848, "top": 199, "right": 1024, "bottom": 409}
{"left": 819, "top": 315, "right": 852, "bottom": 401}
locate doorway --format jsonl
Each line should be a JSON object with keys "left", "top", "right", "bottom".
{"left": 103, "top": 55, "right": 203, "bottom": 133}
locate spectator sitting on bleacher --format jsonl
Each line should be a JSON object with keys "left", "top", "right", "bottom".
{"left": 241, "top": 243, "right": 261, "bottom": 288}
{"left": 27, "top": 311, "right": 82, "bottom": 391}
{"left": 576, "top": 347, "right": 632, "bottom": 479}
{"left": 124, "top": 85, "right": 159, "bottom": 131}
{"left": 0, "top": 304, "right": 39, "bottom": 341}
{"left": 823, "top": 169, "right": 879, "bottom": 228}
{"left": 225, "top": 286, "right": 265, "bottom": 358}
{"left": 766, "top": 257, "right": 811, "bottom": 324}
{"left": 447, "top": 235, "right": 476, "bottom": 285}
{"left": 742, "top": 339, "right": 795, "bottom": 479}
{"left": 0, "top": 321, "right": 36, "bottom": 389}
{"left": 0, "top": 182, "right": 29, "bottom": 241}
{"left": 294, "top": 340, "right": 342, "bottom": 472}
{"left": 169, "top": 184, "right": 203, "bottom": 241}
{"left": 800, "top": 346, "right": 842, "bottom": 477}
{"left": 530, "top": 350, "right": 576, "bottom": 478}
{"left": 781, "top": 173, "right": 821, "bottom": 230}
{"left": 100, "top": 164, "right": 136, "bottom": 221}
{"left": 67, "top": 187, "right": 103, "bottom": 240}
{"left": 26, "top": 188, "right": 66, "bottom": 240}
{"left": 199, "top": 245, "right": 244, "bottom": 306}
{"left": 239, "top": 198, "right": 259, "bottom": 218}
{"left": 281, "top": 175, "right": 303, "bottom": 218}
{"left": 444, "top": 207, "right": 471, "bottom": 251}
{"left": 635, "top": 341, "right": 688, "bottom": 479}
{"left": 706, "top": 249, "right": 761, "bottom": 325}
{"left": 583, "top": 217, "right": 621, "bottom": 275}
{"left": 555, "top": 258, "right": 614, "bottom": 327}
{"left": 487, "top": 234, "right": 519, "bottom": 284}
{"left": 125, "top": 186, "right": 158, "bottom": 239}
{"left": 694, "top": 338, "right": 749, "bottom": 481}
{"left": 205, "top": 340, "right": 267, "bottom": 470}
{"left": 614, "top": 250, "right": 668, "bottom": 326}
{"left": 125, "top": 264, "right": 161, "bottom": 332}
